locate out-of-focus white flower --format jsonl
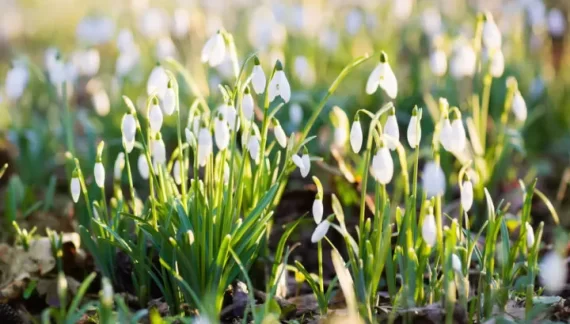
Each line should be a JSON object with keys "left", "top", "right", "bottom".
{"left": 548, "top": 8, "right": 566, "bottom": 37}
{"left": 138, "top": 7, "right": 169, "bottom": 40}
{"left": 121, "top": 113, "right": 137, "bottom": 153}
{"left": 148, "top": 99, "right": 163, "bottom": 134}
{"left": 117, "top": 29, "right": 135, "bottom": 52}
{"left": 319, "top": 28, "right": 339, "bottom": 51}
{"left": 345, "top": 9, "right": 363, "bottom": 35}
{"left": 452, "top": 254, "right": 462, "bottom": 273}
{"left": 48, "top": 55, "right": 67, "bottom": 85}
{"left": 407, "top": 110, "right": 421, "bottom": 149}
{"left": 311, "top": 219, "right": 331, "bottom": 243}
{"left": 289, "top": 103, "right": 303, "bottom": 127}
{"left": 525, "top": 222, "right": 535, "bottom": 247}
{"left": 422, "top": 212, "right": 437, "bottom": 247}
{"left": 116, "top": 47, "right": 140, "bottom": 77}
{"left": 101, "top": 277, "right": 114, "bottom": 307}
{"left": 138, "top": 154, "right": 149, "bottom": 179}
{"left": 114, "top": 152, "right": 125, "bottom": 180}
{"left": 450, "top": 42, "right": 476, "bottom": 79}
{"left": 384, "top": 110, "right": 400, "bottom": 151}
{"left": 449, "top": 117, "right": 467, "bottom": 153}
{"left": 371, "top": 146, "right": 394, "bottom": 184}
{"left": 293, "top": 56, "right": 316, "bottom": 87}
{"left": 173, "top": 160, "right": 183, "bottom": 185}
{"left": 350, "top": 120, "right": 363, "bottom": 153}
{"left": 156, "top": 36, "right": 176, "bottom": 60}
{"left": 76, "top": 16, "right": 115, "bottom": 45}
{"left": 273, "top": 119, "right": 287, "bottom": 148}
{"left": 247, "top": 132, "right": 261, "bottom": 164}
{"left": 251, "top": 59, "right": 266, "bottom": 94}
{"left": 366, "top": 52, "right": 398, "bottom": 99}
{"left": 512, "top": 90, "right": 527, "bottom": 122}
{"left": 461, "top": 179, "right": 474, "bottom": 212}
{"left": 312, "top": 198, "right": 323, "bottom": 224}
{"left": 214, "top": 115, "right": 230, "bottom": 150}
{"left": 268, "top": 62, "right": 291, "bottom": 103}
{"left": 163, "top": 82, "right": 176, "bottom": 116}
{"left": 171, "top": 8, "right": 190, "bottom": 38}
{"left": 218, "top": 104, "right": 240, "bottom": 131}
{"left": 242, "top": 87, "right": 254, "bottom": 120}
{"left": 201, "top": 31, "right": 226, "bottom": 67}
{"left": 72, "top": 48, "right": 100, "bottom": 77}
{"left": 292, "top": 153, "right": 311, "bottom": 178}
{"left": 422, "top": 161, "right": 446, "bottom": 197}
{"left": 5, "top": 62, "right": 29, "bottom": 100}
{"left": 94, "top": 161, "right": 105, "bottom": 188}
{"left": 147, "top": 64, "right": 168, "bottom": 100}
{"left": 92, "top": 89, "right": 110, "bottom": 116}
{"left": 393, "top": 0, "right": 414, "bottom": 21}
{"left": 330, "top": 106, "right": 349, "bottom": 150}
{"left": 489, "top": 50, "right": 505, "bottom": 78}
{"left": 439, "top": 117, "right": 453, "bottom": 151}
{"left": 152, "top": 137, "right": 166, "bottom": 167}
{"left": 539, "top": 252, "right": 567, "bottom": 293}
{"left": 430, "top": 49, "right": 447, "bottom": 77}
{"left": 197, "top": 127, "right": 213, "bottom": 167}
{"left": 421, "top": 8, "right": 442, "bottom": 36}
{"left": 482, "top": 15, "right": 502, "bottom": 50}
{"left": 247, "top": 7, "right": 287, "bottom": 48}
{"left": 70, "top": 174, "right": 81, "bottom": 203}
{"left": 275, "top": 263, "right": 288, "bottom": 298}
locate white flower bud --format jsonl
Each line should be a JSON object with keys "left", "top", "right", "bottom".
{"left": 450, "top": 43, "right": 476, "bottom": 79}
{"left": 482, "top": 16, "right": 502, "bottom": 50}
{"left": 449, "top": 118, "right": 466, "bottom": 153}
{"left": 147, "top": 65, "right": 168, "bottom": 99}
{"left": 152, "top": 138, "right": 166, "bottom": 167}
{"left": 201, "top": 32, "right": 226, "bottom": 67}
{"left": 70, "top": 176, "right": 81, "bottom": 203}
{"left": 311, "top": 220, "right": 331, "bottom": 243}
{"left": 525, "top": 222, "right": 535, "bottom": 248}
{"left": 5, "top": 63, "right": 29, "bottom": 100}
{"left": 148, "top": 102, "right": 163, "bottom": 134}
{"left": 370, "top": 147, "right": 393, "bottom": 184}
{"left": 94, "top": 162, "right": 105, "bottom": 188}
{"left": 439, "top": 118, "right": 453, "bottom": 151}
{"left": 430, "top": 49, "right": 447, "bottom": 77}
{"left": 512, "top": 91, "right": 527, "bottom": 122}
{"left": 138, "top": 154, "right": 149, "bottom": 180}
{"left": 292, "top": 154, "right": 311, "bottom": 178}
{"left": 366, "top": 53, "right": 398, "bottom": 98}
{"left": 214, "top": 117, "right": 230, "bottom": 150}
{"left": 163, "top": 86, "right": 176, "bottom": 116}
{"left": 247, "top": 133, "right": 261, "bottom": 164}
{"left": 101, "top": 277, "right": 114, "bottom": 307}
{"left": 197, "top": 127, "right": 213, "bottom": 167}
{"left": 242, "top": 90, "right": 254, "bottom": 120}
{"left": 461, "top": 180, "right": 474, "bottom": 212}
{"left": 539, "top": 252, "right": 567, "bottom": 293}
{"left": 273, "top": 122, "right": 287, "bottom": 148}
{"left": 490, "top": 50, "right": 505, "bottom": 78}
{"left": 268, "top": 69, "right": 291, "bottom": 103}
{"left": 251, "top": 64, "right": 266, "bottom": 94}
{"left": 407, "top": 115, "right": 421, "bottom": 148}
{"left": 219, "top": 104, "right": 240, "bottom": 131}
{"left": 312, "top": 198, "right": 323, "bottom": 224}
{"left": 187, "top": 229, "right": 195, "bottom": 245}
{"left": 422, "top": 212, "right": 437, "bottom": 247}
{"left": 350, "top": 120, "right": 363, "bottom": 153}
{"left": 275, "top": 263, "right": 288, "bottom": 298}
{"left": 422, "top": 161, "right": 446, "bottom": 198}
{"left": 121, "top": 113, "right": 137, "bottom": 149}
{"left": 452, "top": 254, "right": 462, "bottom": 273}
{"left": 384, "top": 114, "right": 400, "bottom": 151}
{"left": 173, "top": 160, "right": 182, "bottom": 185}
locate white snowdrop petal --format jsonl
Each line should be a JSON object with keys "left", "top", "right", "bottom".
{"left": 350, "top": 121, "right": 363, "bottom": 153}
{"left": 268, "top": 74, "right": 279, "bottom": 102}
{"left": 450, "top": 119, "right": 466, "bottom": 153}
{"left": 201, "top": 36, "right": 216, "bottom": 62}
{"left": 121, "top": 114, "right": 137, "bottom": 142}
{"left": 422, "top": 162, "right": 446, "bottom": 198}
{"left": 525, "top": 222, "right": 535, "bottom": 248}
{"left": 173, "top": 160, "right": 182, "bottom": 185}
{"left": 274, "top": 124, "right": 287, "bottom": 148}
{"left": 247, "top": 136, "right": 260, "bottom": 164}
{"left": 138, "top": 154, "right": 150, "bottom": 179}
{"left": 214, "top": 119, "right": 230, "bottom": 150}
{"left": 312, "top": 199, "right": 323, "bottom": 224}
{"left": 430, "top": 50, "right": 447, "bottom": 76}
{"left": 461, "top": 180, "right": 474, "bottom": 212}
{"left": 490, "top": 50, "right": 505, "bottom": 78}
{"left": 152, "top": 140, "right": 166, "bottom": 166}
{"left": 311, "top": 220, "right": 331, "bottom": 243}
{"left": 378, "top": 63, "right": 398, "bottom": 99}
{"left": 148, "top": 104, "right": 164, "bottom": 133}
{"left": 198, "top": 128, "right": 213, "bottom": 167}
{"left": 301, "top": 154, "right": 311, "bottom": 178}
{"left": 147, "top": 66, "right": 168, "bottom": 99}
{"left": 452, "top": 254, "right": 462, "bottom": 273}
{"left": 94, "top": 162, "right": 105, "bottom": 188}
{"left": 163, "top": 88, "right": 176, "bottom": 116}
{"left": 371, "top": 147, "right": 394, "bottom": 184}
{"left": 384, "top": 115, "right": 400, "bottom": 151}
{"left": 365, "top": 64, "right": 382, "bottom": 95}
{"left": 123, "top": 137, "right": 135, "bottom": 153}
{"left": 114, "top": 153, "right": 125, "bottom": 180}
{"left": 251, "top": 65, "right": 267, "bottom": 94}
{"left": 407, "top": 116, "right": 421, "bottom": 148}
{"left": 70, "top": 178, "right": 81, "bottom": 203}
{"left": 539, "top": 252, "right": 567, "bottom": 293}
{"left": 482, "top": 19, "right": 502, "bottom": 50}
{"left": 277, "top": 71, "right": 291, "bottom": 103}
{"left": 439, "top": 119, "right": 453, "bottom": 151}
{"left": 242, "top": 93, "right": 254, "bottom": 120}
{"left": 422, "top": 213, "right": 437, "bottom": 247}
{"left": 512, "top": 92, "right": 527, "bottom": 122}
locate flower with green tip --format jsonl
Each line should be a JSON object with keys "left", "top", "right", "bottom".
{"left": 242, "top": 87, "right": 254, "bottom": 120}
{"left": 311, "top": 215, "right": 334, "bottom": 243}
{"left": 246, "top": 130, "right": 261, "bottom": 164}
{"left": 460, "top": 178, "right": 474, "bottom": 212}
{"left": 268, "top": 60, "right": 291, "bottom": 103}
{"left": 384, "top": 108, "right": 400, "bottom": 150}
{"left": 152, "top": 135, "right": 166, "bottom": 168}
{"left": 94, "top": 160, "right": 105, "bottom": 188}
{"left": 148, "top": 97, "right": 163, "bottom": 134}
{"left": 163, "top": 80, "right": 176, "bottom": 116}
{"left": 312, "top": 177, "right": 324, "bottom": 224}
{"left": 512, "top": 90, "right": 527, "bottom": 122}
{"left": 121, "top": 112, "right": 136, "bottom": 153}
{"left": 251, "top": 57, "right": 266, "bottom": 94}
{"left": 370, "top": 144, "right": 393, "bottom": 184}
{"left": 197, "top": 127, "right": 213, "bottom": 167}
{"left": 272, "top": 118, "right": 287, "bottom": 148}
{"left": 70, "top": 170, "right": 80, "bottom": 203}
{"left": 201, "top": 31, "right": 226, "bottom": 67}
{"left": 214, "top": 114, "right": 230, "bottom": 150}
{"left": 449, "top": 111, "right": 466, "bottom": 153}
{"left": 366, "top": 51, "right": 398, "bottom": 99}
{"left": 525, "top": 222, "right": 535, "bottom": 248}
{"left": 482, "top": 13, "right": 502, "bottom": 50}
{"left": 147, "top": 63, "right": 168, "bottom": 99}
{"left": 292, "top": 149, "right": 310, "bottom": 178}
{"left": 407, "top": 108, "right": 421, "bottom": 149}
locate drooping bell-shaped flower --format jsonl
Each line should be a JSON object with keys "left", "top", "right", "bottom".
{"left": 525, "top": 222, "right": 535, "bottom": 248}
{"left": 450, "top": 42, "right": 476, "bottom": 79}
{"left": 114, "top": 152, "right": 125, "bottom": 180}
{"left": 242, "top": 87, "right": 254, "bottom": 120}
{"left": 422, "top": 161, "right": 446, "bottom": 197}
{"left": 366, "top": 51, "right": 398, "bottom": 99}
{"left": 247, "top": 131, "right": 261, "bottom": 164}
{"left": 540, "top": 252, "right": 568, "bottom": 293}
{"left": 94, "top": 160, "right": 105, "bottom": 188}
{"left": 311, "top": 216, "right": 332, "bottom": 243}
{"left": 251, "top": 57, "right": 266, "bottom": 94}
{"left": 449, "top": 114, "right": 467, "bottom": 153}
{"left": 439, "top": 118, "right": 452, "bottom": 152}
{"left": 292, "top": 150, "right": 311, "bottom": 178}
{"left": 350, "top": 118, "right": 363, "bottom": 153}
{"left": 162, "top": 80, "right": 176, "bottom": 116}
{"left": 197, "top": 127, "right": 213, "bottom": 167}
{"left": 201, "top": 31, "right": 226, "bottom": 67}
{"left": 268, "top": 60, "right": 291, "bottom": 103}
{"left": 272, "top": 118, "right": 287, "bottom": 148}
{"left": 330, "top": 106, "right": 349, "bottom": 150}
{"left": 370, "top": 145, "right": 394, "bottom": 184}
{"left": 422, "top": 211, "right": 437, "bottom": 247}
{"left": 5, "top": 62, "right": 29, "bottom": 100}
{"left": 148, "top": 97, "right": 163, "bottom": 134}
{"left": 312, "top": 198, "right": 323, "bottom": 225}
{"left": 460, "top": 179, "right": 474, "bottom": 212}
{"left": 512, "top": 90, "right": 527, "bottom": 122}
{"left": 147, "top": 64, "right": 168, "bottom": 100}
{"left": 70, "top": 170, "right": 81, "bottom": 203}
{"left": 214, "top": 114, "right": 230, "bottom": 150}
{"left": 430, "top": 49, "right": 447, "bottom": 77}
{"left": 482, "top": 14, "right": 502, "bottom": 50}
{"left": 138, "top": 154, "right": 149, "bottom": 179}
{"left": 384, "top": 108, "right": 400, "bottom": 151}
{"left": 407, "top": 107, "right": 421, "bottom": 149}
{"left": 152, "top": 136, "right": 166, "bottom": 167}
{"left": 173, "top": 160, "right": 182, "bottom": 185}
{"left": 219, "top": 103, "right": 240, "bottom": 131}
{"left": 185, "top": 127, "right": 196, "bottom": 147}
{"left": 121, "top": 113, "right": 137, "bottom": 153}
{"left": 490, "top": 50, "right": 505, "bottom": 78}
{"left": 451, "top": 254, "right": 462, "bottom": 273}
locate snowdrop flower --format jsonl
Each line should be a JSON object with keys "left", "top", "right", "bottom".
{"left": 197, "top": 127, "right": 213, "bottom": 167}
{"left": 5, "top": 62, "right": 29, "bottom": 100}
{"left": 138, "top": 7, "right": 168, "bottom": 40}
{"left": 241, "top": 87, "right": 254, "bottom": 120}
{"left": 422, "top": 211, "right": 437, "bottom": 247}
{"left": 251, "top": 57, "right": 266, "bottom": 94}
{"left": 214, "top": 114, "right": 230, "bottom": 150}
{"left": 72, "top": 48, "right": 100, "bottom": 77}
{"left": 117, "top": 29, "right": 135, "bottom": 52}
{"left": 70, "top": 170, "right": 81, "bottom": 203}
{"left": 371, "top": 145, "right": 394, "bottom": 185}
{"left": 116, "top": 48, "right": 140, "bottom": 77}
{"left": 489, "top": 50, "right": 505, "bottom": 78}
{"left": 247, "top": 131, "right": 261, "bottom": 164}
{"left": 292, "top": 151, "right": 311, "bottom": 178}
{"left": 384, "top": 109, "right": 400, "bottom": 151}
{"left": 482, "top": 14, "right": 502, "bottom": 50}
{"left": 439, "top": 116, "right": 453, "bottom": 151}
{"left": 450, "top": 43, "right": 476, "bottom": 79}
{"left": 275, "top": 263, "right": 288, "bottom": 299}
{"left": 156, "top": 37, "right": 176, "bottom": 60}
{"left": 147, "top": 64, "right": 168, "bottom": 100}
{"left": 272, "top": 119, "right": 287, "bottom": 148}
{"left": 173, "top": 160, "right": 182, "bottom": 185}
{"left": 422, "top": 161, "right": 446, "bottom": 197}
{"left": 92, "top": 89, "right": 110, "bottom": 116}
{"left": 293, "top": 56, "right": 316, "bottom": 87}
{"left": 138, "top": 154, "right": 149, "bottom": 180}
{"left": 94, "top": 160, "right": 105, "bottom": 188}
{"left": 539, "top": 252, "right": 567, "bottom": 293}
{"left": 512, "top": 90, "right": 527, "bottom": 122}
{"left": 366, "top": 52, "right": 398, "bottom": 99}
{"left": 407, "top": 108, "right": 421, "bottom": 149}
{"left": 148, "top": 98, "right": 163, "bottom": 134}
{"left": 451, "top": 254, "right": 462, "bottom": 273}
{"left": 331, "top": 106, "right": 349, "bottom": 150}
{"left": 48, "top": 55, "right": 66, "bottom": 85}
{"left": 350, "top": 118, "right": 363, "bottom": 153}
{"left": 114, "top": 152, "right": 125, "bottom": 180}
{"left": 268, "top": 61, "right": 291, "bottom": 103}
{"left": 548, "top": 8, "right": 566, "bottom": 38}
{"left": 121, "top": 113, "right": 137, "bottom": 153}
{"left": 461, "top": 179, "right": 474, "bottom": 212}
{"left": 311, "top": 216, "right": 332, "bottom": 243}
{"left": 162, "top": 81, "right": 176, "bottom": 116}
{"left": 430, "top": 49, "right": 447, "bottom": 77}
{"left": 218, "top": 103, "right": 240, "bottom": 131}
{"left": 152, "top": 137, "right": 166, "bottom": 167}
{"left": 76, "top": 15, "right": 115, "bottom": 45}
{"left": 312, "top": 197, "right": 323, "bottom": 225}
{"left": 289, "top": 103, "right": 303, "bottom": 128}
{"left": 449, "top": 114, "right": 467, "bottom": 153}
{"left": 525, "top": 222, "right": 535, "bottom": 248}
{"left": 171, "top": 8, "right": 190, "bottom": 38}
{"left": 101, "top": 277, "right": 114, "bottom": 307}
{"left": 201, "top": 31, "right": 226, "bottom": 67}
{"left": 421, "top": 8, "right": 442, "bottom": 37}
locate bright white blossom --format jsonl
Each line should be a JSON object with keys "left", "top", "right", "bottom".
{"left": 152, "top": 138, "right": 166, "bottom": 167}
{"left": 451, "top": 254, "right": 462, "bottom": 273}
{"left": 242, "top": 88, "right": 254, "bottom": 120}
{"left": 450, "top": 43, "right": 476, "bottom": 79}
{"left": 366, "top": 52, "right": 398, "bottom": 99}
{"left": 539, "top": 252, "right": 567, "bottom": 293}
{"left": 350, "top": 120, "right": 363, "bottom": 153}
{"left": 422, "top": 212, "right": 437, "bottom": 247}
{"left": 214, "top": 116, "right": 230, "bottom": 150}
{"left": 251, "top": 61, "right": 266, "bottom": 94}
{"left": 70, "top": 176, "right": 81, "bottom": 203}
{"left": 512, "top": 91, "right": 527, "bottom": 122}
{"left": 72, "top": 48, "right": 100, "bottom": 77}
{"left": 197, "top": 127, "right": 213, "bottom": 167}
{"left": 94, "top": 161, "right": 105, "bottom": 188}
{"left": 147, "top": 64, "right": 168, "bottom": 100}
{"left": 384, "top": 112, "right": 400, "bottom": 151}
{"left": 268, "top": 64, "right": 291, "bottom": 103}
{"left": 92, "top": 89, "right": 110, "bottom": 116}
{"left": 247, "top": 132, "right": 261, "bottom": 164}
{"left": 312, "top": 198, "right": 323, "bottom": 224}
{"left": 311, "top": 219, "right": 331, "bottom": 243}
{"left": 138, "top": 154, "right": 149, "bottom": 179}
{"left": 525, "top": 222, "right": 535, "bottom": 248}
{"left": 162, "top": 84, "right": 176, "bottom": 116}
{"left": 490, "top": 50, "right": 505, "bottom": 78}
{"left": 218, "top": 104, "right": 240, "bottom": 131}
{"left": 121, "top": 113, "right": 136, "bottom": 153}
{"left": 5, "top": 62, "right": 29, "bottom": 100}
{"left": 430, "top": 49, "right": 447, "bottom": 76}
{"left": 289, "top": 104, "right": 303, "bottom": 127}
{"left": 114, "top": 153, "right": 125, "bottom": 180}
{"left": 201, "top": 31, "right": 226, "bottom": 67}
{"left": 482, "top": 15, "right": 502, "bottom": 50}
{"left": 273, "top": 121, "right": 287, "bottom": 148}
{"left": 407, "top": 113, "right": 421, "bottom": 149}
{"left": 449, "top": 118, "right": 467, "bottom": 153}
{"left": 173, "top": 160, "right": 182, "bottom": 185}
{"left": 422, "top": 161, "right": 446, "bottom": 197}
{"left": 292, "top": 153, "right": 311, "bottom": 178}
{"left": 293, "top": 55, "right": 316, "bottom": 86}
{"left": 461, "top": 180, "right": 474, "bottom": 212}
{"left": 371, "top": 146, "right": 393, "bottom": 184}
{"left": 148, "top": 101, "right": 164, "bottom": 134}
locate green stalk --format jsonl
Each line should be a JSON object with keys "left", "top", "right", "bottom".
{"left": 175, "top": 81, "right": 187, "bottom": 202}
{"left": 318, "top": 240, "right": 324, "bottom": 294}
{"left": 480, "top": 74, "right": 492, "bottom": 150}
{"left": 124, "top": 150, "right": 137, "bottom": 213}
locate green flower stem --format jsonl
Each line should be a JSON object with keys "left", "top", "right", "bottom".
{"left": 124, "top": 150, "right": 137, "bottom": 213}
{"left": 493, "top": 82, "right": 516, "bottom": 163}
{"left": 318, "top": 240, "right": 324, "bottom": 294}
{"left": 175, "top": 81, "right": 187, "bottom": 203}
{"left": 480, "top": 74, "right": 492, "bottom": 150}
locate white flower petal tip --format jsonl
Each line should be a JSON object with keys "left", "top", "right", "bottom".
{"left": 311, "top": 220, "right": 331, "bottom": 243}
{"left": 70, "top": 177, "right": 81, "bottom": 203}
{"left": 451, "top": 254, "right": 462, "bottom": 273}
{"left": 422, "top": 161, "right": 445, "bottom": 198}
{"left": 422, "top": 213, "right": 437, "bottom": 247}
{"left": 214, "top": 118, "right": 230, "bottom": 150}
{"left": 147, "top": 65, "right": 169, "bottom": 99}
{"left": 274, "top": 124, "right": 287, "bottom": 148}
{"left": 268, "top": 69, "right": 291, "bottom": 103}
{"left": 370, "top": 147, "right": 394, "bottom": 185}
{"left": 312, "top": 199, "right": 323, "bottom": 224}
{"left": 163, "top": 87, "right": 176, "bottom": 116}
{"left": 251, "top": 64, "right": 266, "bottom": 94}
{"left": 407, "top": 114, "right": 421, "bottom": 149}
{"left": 138, "top": 154, "right": 149, "bottom": 180}
{"left": 525, "top": 222, "right": 535, "bottom": 248}
{"left": 350, "top": 121, "right": 363, "bottom": 153}
{"left": 512, "top": 91, "right": 527, "bottom": 122}
{"left": 94, "top": 162, "right": 105, "bottom": 188}
{"left": 197, "top": 128, "right": 213, "bottom": 167}
{"left": 148, "top": 103, "right": 164, "bottom": 134}
{"left": 366, "top": 53, "right": 398, "bottom": 99}
{"left": 384, "top": 114, "right": 400, "bottom": 151}
{"left": 201, "top": 32, "right": 226, "bottom": 67}
{"left": 292, "top": 154, "right": 311, "bottom": 178}
{"left": 460, "top": 180, "right": 474, "bottom": 212}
